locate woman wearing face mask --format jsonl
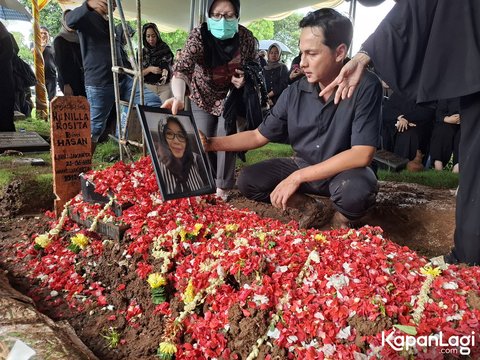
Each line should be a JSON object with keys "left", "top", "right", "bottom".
{"left": 142, "top": 23, "right": 174, "bottom": 103}
{"left": 263, "top": 43, "right": 289, "bottom": 106}
{"left": 157, "top": 116, "right": 207, "bottom": 195}
{"left": 162, "top": 0, "right": 257, "bottom": 201}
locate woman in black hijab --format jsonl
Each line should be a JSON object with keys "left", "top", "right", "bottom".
{"left": 263, "top": 43, "right": 289, "bottom": 106}
{"left": 53, "top": 10, "right": 86, "bottom": 97}
{"left": 161, "top": 0, "right": 257, "bottom": 201}
{"left": 142, "top": 23, "right": 174, "bottom": 103}
{"left": 0, "top": 21, "right": 15, "bottom": 131}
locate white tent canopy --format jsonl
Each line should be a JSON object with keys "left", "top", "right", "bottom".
{"left": 59, "top": 0, "right": 344, "bottom": 32}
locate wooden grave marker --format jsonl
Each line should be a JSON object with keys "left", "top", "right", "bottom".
{"left": 50, "top": 96, "right": 92, "bottom": 216}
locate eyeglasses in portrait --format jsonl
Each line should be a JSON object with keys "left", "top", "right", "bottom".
{"left": 136, "top": 106, "right": 215, "bottom": 201}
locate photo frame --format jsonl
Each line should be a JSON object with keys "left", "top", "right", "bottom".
{"left": 136, "top": 105, "right": 216, "bottom": 201}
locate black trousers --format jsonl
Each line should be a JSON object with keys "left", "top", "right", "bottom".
{"left": 237, "top": 157, "right": 378, "bottom": 220}
{"left": 429, "top": 122, "right": 460, "bottom": 165}
{"left": 453, "top": 92, "right": 480, "bottom": 265}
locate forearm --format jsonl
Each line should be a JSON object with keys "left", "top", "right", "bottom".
{"left": 170, "top": 75, "right": 186, "bottom": 100}
{"left": 291, "top": 146, "right": 375, "bottom": 184}
{"left": 207, "top": 129, "right": 268, "bottom": 152}
{"left": 65, "top": 2, "right": 89, "bottom": 29}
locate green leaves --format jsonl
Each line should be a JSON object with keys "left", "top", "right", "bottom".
{"left": 152, "top": 286, "right": 167, "bottom": 304}
{"left": 393, "top": 324, "right": 417, "bottom": 336}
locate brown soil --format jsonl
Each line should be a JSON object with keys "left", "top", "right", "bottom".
{"left": 227, "top": 181, "right": 456, "bottom": 258}
{"left": 0, "top": 180, "right": 457, "bottom": 359}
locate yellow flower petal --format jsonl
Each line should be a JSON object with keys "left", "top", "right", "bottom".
{"left": 70, "top": 233, "right": 90, "bottom": 249}
{"left": 183, "top": 280, "right": 195, "bottom": 304}
{"left": 159, "top": 341, "right": 177, "bottom": 355}
{"left": 420, "top": 265, "right": 442, "bottom": 277}
{"left": 34, "top": 234, "right": 51, "bottom": 248}
{"left": 314, "top": 233, "right": 327, "bottom": 243}
{"left": 147, "top": 273, "right": 167, "bottom": 289}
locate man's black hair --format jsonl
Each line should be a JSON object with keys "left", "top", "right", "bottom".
{"left": 299, "top": 8, "right": 353, "bottom": 50}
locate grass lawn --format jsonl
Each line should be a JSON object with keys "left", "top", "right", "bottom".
{"left": 237, "top": 143, "right": 458, "bottom": 189}
{"left": 2, "top": 119, "right": 458, "bottom": 191}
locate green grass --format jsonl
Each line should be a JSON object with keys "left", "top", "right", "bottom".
{"left": 237, "top": 143, "right": 294, "bottom": 169}
{"left": 236, "top": 143, "right": 458, "bottom": 190}
{"left": 6, "top": 117, "right": 459, "bottom": 190}
{"left": 15, "top": 117, "right": 51, "bottom": 138}
{"left": 378, "top": 169, "right": 458, "bottom": 189}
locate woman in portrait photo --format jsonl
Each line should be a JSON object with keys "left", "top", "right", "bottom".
{"left": 156, "top": 116, "right": 207, "bottom": 195}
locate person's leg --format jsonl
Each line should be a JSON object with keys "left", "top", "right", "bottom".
{"left": 120, "top": 76, "right": 162, "bottom": 107}
{"left": 237, "top": 157, "right": 302, "bottom": 202}
{"left": 394, "top": 128, "right": 418, "bottom": 161}
{"left": 451, "top": 92, "right": 480, "bottom": 265}
{"left": 0, "top": 91, "right": 15, "bottom": 131}
{"left": 46, "top": 77, "right": 57, "bottom": 101}
{"left": 215, "top": 114, "right": 237, "bottom": 190}
{"left": 327, "top": 167, "right": 378, "bottom": 220}
{"left": 191, "top": 103, "right": 236, "bottom": 190}
{"left": 430, "top": 123, "right": 449, "bottom": 170}
{"left": 452, "top": 127, "right": 460, "bottom": 173}
{"left": 85, "top": 84, "right": 115, "bottom": 144}
{"left": 237, "top": 157, "right": 332, "bottom": 228}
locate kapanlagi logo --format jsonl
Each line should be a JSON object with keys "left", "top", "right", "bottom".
{"left": 382, "top": 330, "right": 476, "bottom": 356}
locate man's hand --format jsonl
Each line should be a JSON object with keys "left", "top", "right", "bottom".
{"left": 319, "top": 52, "right": 370, "bottom": 104}
{"left": 161, "top": 97, "right": 185, "bottom": 115}
{"left": 231, "top": 69, "right": 245, "bottom": 89}
{"left": 270, "top": 173, "right": 301, "bottom": 211}
{"left": 87, "top": 0, "right": 109, "bottom": 16}
{"left": 198, "top": 131, "right": 210, "bottom": 152}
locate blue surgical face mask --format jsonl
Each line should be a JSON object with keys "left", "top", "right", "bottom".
{"left": 207, "top": 17, "right": 238, "bottom": 40}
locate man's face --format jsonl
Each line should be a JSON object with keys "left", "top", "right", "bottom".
{"left": 40, "top": 29, "right": 49, "bottom": 46}
{"left": 299, "top": 26, "right": 344, "bottom": 86}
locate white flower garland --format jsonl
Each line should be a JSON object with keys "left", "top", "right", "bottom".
{"left": 34, "top": 199, "right": 73, "bottom": 248}
{"left": 412, "top": 265, "right": 442, "bottom": 324}
{"left": 89, "top": 196, "right": 115, "bottom": 232}
{"left": 246, "top": 249, "right": 321, "bottom": 360}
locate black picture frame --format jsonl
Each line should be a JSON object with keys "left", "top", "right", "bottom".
{"left": 136, "top": 105, "right": 216, "bottom": 201}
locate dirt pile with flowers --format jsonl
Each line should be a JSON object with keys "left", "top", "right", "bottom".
{"left": 0, "top": 157, "right": 479, "bottom": 359}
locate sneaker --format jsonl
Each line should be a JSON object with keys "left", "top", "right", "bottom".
{"left": 216, "top": 188, "right": 230, "bottom": 202}
{"left": 298, "top": 200, "right": 330, "bottom": 229}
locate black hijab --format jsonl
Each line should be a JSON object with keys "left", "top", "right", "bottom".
{"left": 201, "top": 0, "right": 241, "bottom": 68}
{"left": 142, "top": 23, "right": 173, "bottom": 70}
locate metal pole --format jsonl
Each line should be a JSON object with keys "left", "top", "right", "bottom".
{"left": 189, "top": 0, "right": 196, "bottom": 32}
{"left": 136, "top": 0, "right": 146, "bottom": 156}
{"left": 108, "top": 0, "right": 123, "bottom": 161}
{"left": 348, "top": 0, "right": 357, "bottom": 57}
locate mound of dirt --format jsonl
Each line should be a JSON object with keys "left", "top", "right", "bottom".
{"left": 0, "top": 178, "right": 455, "bottom": 260}
{"left": 228, "top": 181, "right": 456, "bottom": 259}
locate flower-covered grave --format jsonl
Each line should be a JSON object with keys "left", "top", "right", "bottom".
{"left": 13, "top": 157, "right": 480, "bottom": 359}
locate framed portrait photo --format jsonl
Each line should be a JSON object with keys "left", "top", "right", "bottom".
{"left": 136, "top": 105, "right": 216, "bottom": 201}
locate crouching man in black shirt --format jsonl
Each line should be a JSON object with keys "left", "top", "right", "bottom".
{"left": 202, "top": 9, "right": 382, "bottom": 229}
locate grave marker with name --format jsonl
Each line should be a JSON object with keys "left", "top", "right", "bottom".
{"left": 50, "top": 96, "right": 91, "bottom": 216}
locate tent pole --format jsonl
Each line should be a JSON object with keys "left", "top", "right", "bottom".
{"left": 107, "top": 0, "right": 123, "bottom": 161}
{"left": 136, "top": 0, "right": 146, "bottom": 156}
{"left": 348, "top": 0, "right": 357, "bottom": 57}
{"left": 189, "top": 0, "right": 196, "bottom": 31}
